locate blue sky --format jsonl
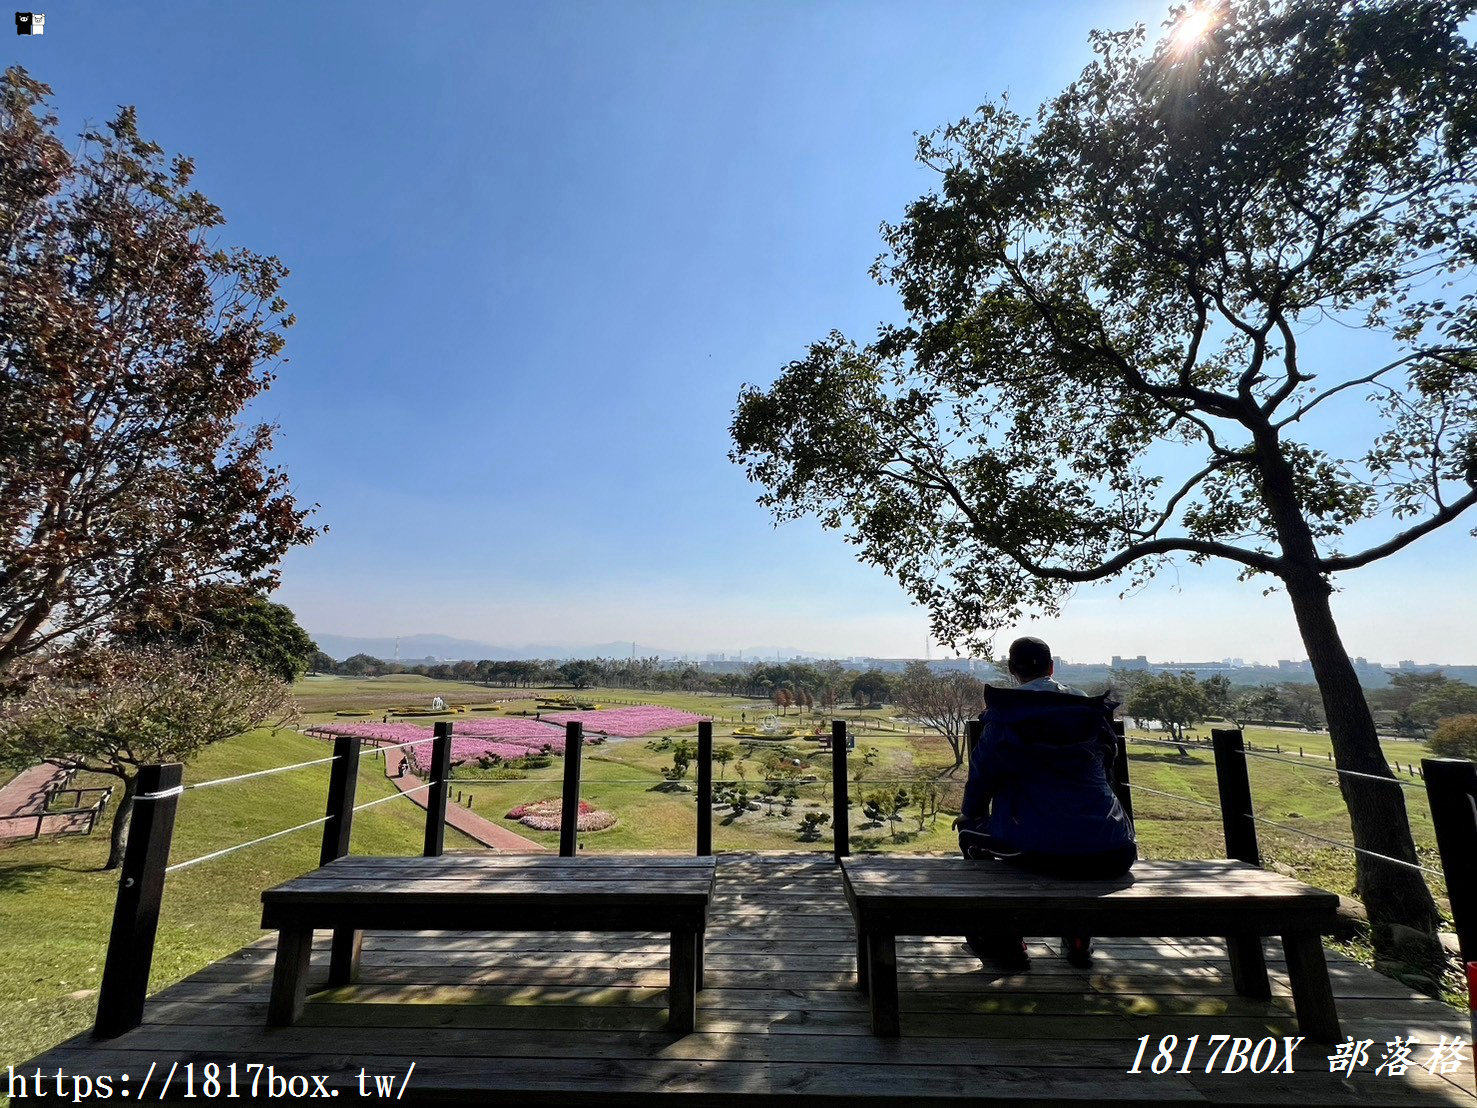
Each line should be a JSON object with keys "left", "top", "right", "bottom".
{"left": 12, "top": 0, "right": 1475, "bottom": 663}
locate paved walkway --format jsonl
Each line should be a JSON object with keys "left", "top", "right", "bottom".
{"left": 377, "top": 746, "right": 546, "bottom": 853}
{"left": 0, "top": 763, "right": 70, "bottom": 840}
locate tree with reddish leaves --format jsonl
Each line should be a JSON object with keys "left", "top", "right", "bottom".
{"left": 0, "top": 67, "right": 316, "bottom": 682}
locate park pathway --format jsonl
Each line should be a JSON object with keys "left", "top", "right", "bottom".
{"left": 377, "top": 746, "right": 547, "bottom": 853}
{"left": 0, "top": 762, "right": 69, "bottom": 840}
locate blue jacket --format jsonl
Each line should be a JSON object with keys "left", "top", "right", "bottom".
{"left": 960, "top": 685, "right": 1135, "bottom": 856}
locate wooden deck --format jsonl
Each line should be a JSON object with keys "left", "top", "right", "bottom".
{"left": 27, "top": 853, "right": 1477, "bottom": 1104}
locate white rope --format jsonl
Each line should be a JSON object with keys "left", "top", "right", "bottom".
{"left": 1246, "top": 813, "right": 1445, "bottom": 878}
{"left": 183, "top": 754, "right": 339, "bottom": 791}
{"left": 1125, "top": 782, "right": 1224, "bottom": 812}
{"left": 353, "top": 783, "right": 433, "bottom": 812}
{"left": 1237, "top": 747, "right": 1423, "bottom": 790}
{"left": 134, "top": 785, "right": 184, "bottom": 802}
{"left": 164, "top": 815, "right": 331, "bottom": 873}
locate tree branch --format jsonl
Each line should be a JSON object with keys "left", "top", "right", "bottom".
{"left": 1319, "top": 489, "right": 1477, "bottom": 572}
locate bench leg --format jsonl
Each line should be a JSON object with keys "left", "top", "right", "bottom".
{"left": 327, "top": 927, "right": 362, "bottom": 988}
{"left": 1226, "top": 933, "right": 1271, "bottom": 1000}
{"left": 856, "top": 928, "right": 870, "bottom": 996}
{"left": 866, "top": 931, "right": 900, "bottom": 1037}
{"left": 267, "top": 927, "right": 313, "bottom": 1027}
{"left": 668, "top": 930, "right": 698, "bottom": 1035}
{"left": 1283, "top": 931, "right": 1341, "bottom": 1043}
{"left": 696, "top": 930, "right": 705, "bottom": 992}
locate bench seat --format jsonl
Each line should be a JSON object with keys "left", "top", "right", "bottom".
{"left": 840, "top": 856, "right": 1342, "bottom": 1041}
{"left": 261, "top": 854, "right": 716, "bottom": 1033}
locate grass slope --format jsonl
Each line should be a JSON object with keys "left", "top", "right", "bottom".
{"left": 0, "top": 728, "right": 476, "bottom": 1072}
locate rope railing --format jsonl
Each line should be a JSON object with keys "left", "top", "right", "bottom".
{"left": 164, "top": 814, "right": 333, "bottom": 874}
{"left": 1237, "top": 746, "right": 1425, "bottom": 790}
{"left": 353, "top": 782, "right": 433, "bottom": 812}
{"left": 1245, "top": 811, "right": 1445, "bottom": 879}
{"left": 1124, "top": 781, "right": 1225, "bottom": 813}
{"left": 180, "top": 753, "right": 341, "bottom": 792}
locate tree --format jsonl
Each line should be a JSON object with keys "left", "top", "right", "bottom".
{"left": 895, "top": 660, "right": 986, "bottom": 768}
{"left": 713, "top": 745, "right": 737, "bottom": 779}
{"left": 850, "top": 669, "right": 894, "bottom": 709}
{"left": 558, "top": 660, "right": 599, "bottom": 689}
{"left": 909, "top": 777, "right": 942, "bottom": 832}
{"left": 339, "top": 652, "right": 389, "bottom": 677}
{"left": 1429, "top": 714, "right": 1477, "bottom": 760}
{"left": 0, "top": 70, "right": 316, "bottom": 681}
{"left": 117, "top": 590, "right": 318, "bottom": 683}
{"left": 663, "top": 739, "right": 694, "bottom": 781}
{"left": 1233, "top": 685, "right": 1287, "bottom": 726}
{"left": 1125, "top": 672, "right": 1208, "bottom": 744}
{"left": 731, "top": 0, "right": 1476, "bottom": 938}
{"left": 1201, "top": 674, "right": 1234, "bottom": 718}
{"left": 798, "top": 810, "right": 831, "bottom": 841}
{"left": 308, "top": 650, "right": 338, "bottom": 676}
{"left": 1410, "top": 679, "right": 1477, "bottom": 733}
{"left": 1278, "top": 682, "right": 1326, "bottom": 730}
{"left": 0, "top": 644, "right": 296, "bottom": 868}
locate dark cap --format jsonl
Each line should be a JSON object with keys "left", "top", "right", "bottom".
{"left": 1007, "top": 636, "right": 1052, "bottom": 677}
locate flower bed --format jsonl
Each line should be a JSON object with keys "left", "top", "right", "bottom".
{"left": 505, "top": 797, "right": 616, "bottom": 832}
{"left": 541, "top": 706, "right": 709, "bottom": 737}
{"left": 306, "top": 720, "right": 580, "bottom": 772}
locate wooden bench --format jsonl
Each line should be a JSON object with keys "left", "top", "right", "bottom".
{"left": 261, "top": 854, "right": 716, "bottom": 1033}
{"left": 840, "top": 855, "right": 1342, "bottom": 1041}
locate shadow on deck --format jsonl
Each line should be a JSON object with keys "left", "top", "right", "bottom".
{"left": 24, "top": 853, "right": 1477, "bottom": 1104}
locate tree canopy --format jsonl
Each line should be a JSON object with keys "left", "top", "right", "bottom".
{"left": 731, "top": 0, "right": 1476, "bottom": 941}
{"left": 0, "top": 68, "right": 316, "bottom": 679}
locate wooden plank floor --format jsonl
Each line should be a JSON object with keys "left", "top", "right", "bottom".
{"left": 26, "top": 853, "right": 1477, "bottom": 1104}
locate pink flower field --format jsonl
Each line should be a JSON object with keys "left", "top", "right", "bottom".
{"left": 541, "top": 706, "right": 709, "bottom": 737}
{"left": 305, "top": 718, "right": 585, "bottom": 771}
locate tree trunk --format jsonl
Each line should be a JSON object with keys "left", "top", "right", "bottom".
{"left": 1282, "top": 569, "right": 1439, "bottom": 936}
{"left": 104, "top": 773, "right": 137, "bottom": 871}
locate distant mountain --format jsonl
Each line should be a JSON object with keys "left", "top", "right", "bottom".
{"left": 312, "top": 633, "right": 835, "bottom": 664}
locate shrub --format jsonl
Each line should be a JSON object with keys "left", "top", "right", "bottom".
{"left": 1430, "top": 714, "right": 1477, "bottom": 761}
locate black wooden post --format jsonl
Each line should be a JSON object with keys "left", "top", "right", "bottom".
{"left": 1211, "top": 727, "right": 1269, "bottom": 999}
{"left": 319, "top": 735, "right": 362, "bottom": 984}
{"left": 1212, "top": 727, "right": 1260, "bottom": 865}
{"left": 95, "top": 762, "right": 182, "bottom": 1039}
{"left": 696, "top": 720, "right": 713, "bottom": 857}
{"left": 559, "top": 721, "right": 584, "bottom": 857}
{"left": 832, "top": 719, "right": 849, "bottom": 860}
{"left": 1111, "top": 719, "right": 1133, "bottom": 821}
{"left": 422, "top": 721, "right": 453, "bottom": 858}
{"left": 965, "top": 718, "right": 983, "bottom": 762}
{"left": 319, "top": 735, "right": 361, "bottom": 867}
{"left": 1423, "top": 757, "right": 1477, "bottom": 965}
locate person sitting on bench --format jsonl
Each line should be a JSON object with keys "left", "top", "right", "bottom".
{"left": 956, "top": 636, "right": 1136, "bottom": 970}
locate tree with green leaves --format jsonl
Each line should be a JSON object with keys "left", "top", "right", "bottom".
{"left": 0, "top": 643, "right": 295, "bottom": 868}
{"left": 732, "top": 0, "right": 1477, "bottom": 939}
{"left": 0, "top": 70, "right": 316, "bottom": 682}
{"left": 1430, "top": 714, "right": 1477, "bottom": 760}
{"left": 118, "top": 589, "right": 317, "bottom": 683}
{"left": 1125, "top": 671, "right": 1208, "bottom": 744}
{"left": 850, "top": 669, "right": 894, "bottom": 708}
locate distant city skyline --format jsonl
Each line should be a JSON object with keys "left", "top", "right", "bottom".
{"left": 310, "top": 631, "right": 1475, "bottom": 671}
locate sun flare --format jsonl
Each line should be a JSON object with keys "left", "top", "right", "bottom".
{"left": 1171, "top": 5, "right": 1215, "bottom": 52}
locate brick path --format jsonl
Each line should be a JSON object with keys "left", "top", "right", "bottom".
{"left": 378, "top": 747, "right": 547, "bottom": 853}
{"left": 0, "top": 763, "right": 70, "bottom": 840}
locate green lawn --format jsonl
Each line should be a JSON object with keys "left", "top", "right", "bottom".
{"left": 0, "top": 727, "right": 476, "bottom": 1074}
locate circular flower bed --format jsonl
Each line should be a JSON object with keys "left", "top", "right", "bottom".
{"left": 505, "top": 797, "right": 617, "bottom": 832}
